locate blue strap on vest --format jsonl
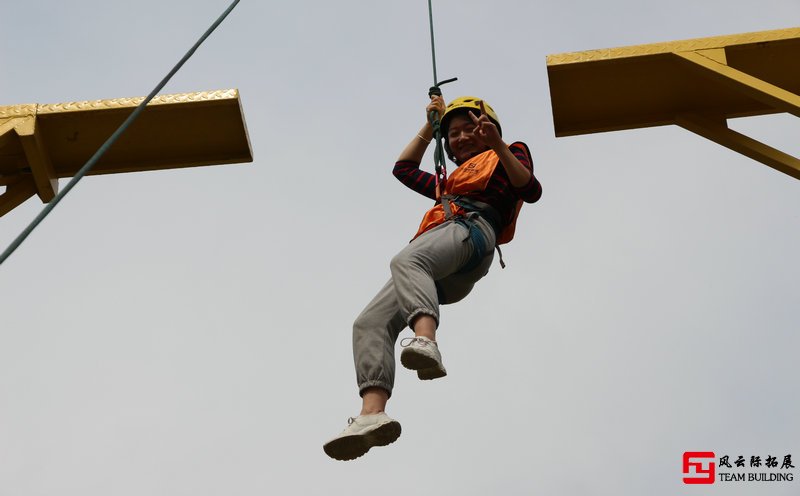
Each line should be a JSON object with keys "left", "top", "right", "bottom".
{"left": 451, "top": 197, "right": 508, "bottom": 269}
{"left": 453, "top": 216, "right": 488, "bottom": 273}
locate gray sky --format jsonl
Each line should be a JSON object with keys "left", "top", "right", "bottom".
{"left": 1, "top": 1, "right": 798, "bottom": 495}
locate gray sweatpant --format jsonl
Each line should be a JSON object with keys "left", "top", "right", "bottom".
{"left": 353, "top": 213, "right": 496, "bottom": 397}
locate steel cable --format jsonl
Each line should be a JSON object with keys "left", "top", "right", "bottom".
{"left": 0, "top": 0, "right": 242, "bottom": 266}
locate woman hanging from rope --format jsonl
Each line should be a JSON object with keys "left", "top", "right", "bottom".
{"left": 323, "top": 94, "right": 542, "bottom": 461}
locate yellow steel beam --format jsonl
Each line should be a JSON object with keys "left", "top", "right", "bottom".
{"left": 676, "top": 113, "right": 800, "bottom": 180}
{"left": 0, "top": 89, "right": 252, "bottom": 217}
{"left": 0, "top": 177, "right": 37, "bottom": 217}
{"left": 13, "top": 115, "right": 59, "bottom": 202}
{"left": 674, "top": 50, "right": 800, "bottom": 118}
{"left": 547, "top": 27, "right": 800, "bottom": 181}
{"left": 547, "top": 28, "right": 800, "bottom": 66}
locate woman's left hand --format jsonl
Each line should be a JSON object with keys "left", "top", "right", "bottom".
{"left": 469, "top": 100, "right": 503, "bottom": 148}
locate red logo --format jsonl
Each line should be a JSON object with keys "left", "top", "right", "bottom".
{"left": 683, "top": 452, "right": 716, "bottom": 484}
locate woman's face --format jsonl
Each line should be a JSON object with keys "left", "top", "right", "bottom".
{"left": 446, "top": 113, "right": 489, "bottom": 164}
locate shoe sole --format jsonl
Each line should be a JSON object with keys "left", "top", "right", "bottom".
{"left": 417, "top": 366, "right": 447, "bottom": 380}
{"left": 323, "top": 420, "right": 401, "bottom": 461}
{"left": 401, "top": 349, "right": 447, "bottom": 380}
{"left": 400, "top": 348, "right": 439, "bottom": 371}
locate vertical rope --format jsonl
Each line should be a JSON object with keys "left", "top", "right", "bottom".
{"left": 427, "top": 0, "right": 438, "bottom": 87}
{"left": 427, "top": 0, "right": 447, "bottom": 200}
{"left": 0, "top": 0, "right": 242, "bottom": 266}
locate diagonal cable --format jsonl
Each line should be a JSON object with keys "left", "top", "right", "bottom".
{"left": 0, "top": 0, "right": 242, "bottom": 266}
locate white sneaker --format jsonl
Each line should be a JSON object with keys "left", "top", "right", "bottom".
{"left": 400, "top": 336, "right": 447, "bottom": 380}
{"left": 323, "top": 412, "right": 401, "bottom": 461}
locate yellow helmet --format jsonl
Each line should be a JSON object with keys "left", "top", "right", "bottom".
{"left": 441, "top": 96, "right": 502, "bottom": 163}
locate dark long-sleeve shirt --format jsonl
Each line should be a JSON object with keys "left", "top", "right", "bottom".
{"left": 392, "top": 141, "right": 542, "bottom": 228}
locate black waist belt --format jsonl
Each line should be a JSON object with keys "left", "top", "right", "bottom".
{"left": 452, "top": 197, "right": 503, "bottom": 239}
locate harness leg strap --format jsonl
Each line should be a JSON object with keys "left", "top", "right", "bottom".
{"left": 495, "top": 245, "right": 506, "bottom": 269}
{"left": 441, "top": 194, "right": 455, "bottom": 220}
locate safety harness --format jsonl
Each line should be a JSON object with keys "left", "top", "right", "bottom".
{"left": 416, "top": 145, "right": 517, "bottom": 270}
{"left": 447, "top": 195, "right": 507, "bottom": 270}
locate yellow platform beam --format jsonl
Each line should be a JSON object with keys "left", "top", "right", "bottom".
{"left": 0, "top": 89, "right": 252, "bottom": 216}
{"left": 547, "top": 27, "right": 800, "bottom": 180}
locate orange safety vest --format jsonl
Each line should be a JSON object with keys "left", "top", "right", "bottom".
{"left": 413, "top": 148, "right": 523, "bottom": 245}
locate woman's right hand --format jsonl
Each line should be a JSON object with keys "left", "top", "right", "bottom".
{"left": 426, "top": 95, "right": 446, "bottom": 124}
